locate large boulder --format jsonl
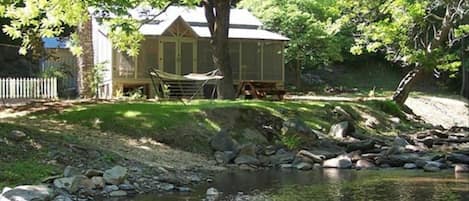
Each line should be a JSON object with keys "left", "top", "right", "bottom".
{"left": 63, "top": 166, "right": 81, "bottom": 177}
{"left": 103, "top": 166, "right": 128, "bottom": 185}
{"left": 269, "top": 149, "right": 295, "bottom": 165}
{"left": 214, "top": 151, "right": 237, "bottom": 164}
{"left": 455, "top": 164, "right": 469, "bottom": 173}
{"left": 447, "top": 153, "right": 469, "bottom": 164}
{"left": 323, "top": 155, "right": 352, "bottom": 169}
{"left": 53, "top": 176, "right": 93, "bottom": 193}
{"left": 295, "top": 162, "right": 313, "bottom": 170}
{"left": 380, "top": 153, "right": 421, "bottom": 167}
{"left": 281, "top": 118, "right": 318, "bottom": 144}
{"left": 234, "top": 155, "right": 260, "bottom": 166}
{"left": 8, "top": 130, "right": 27, "bottom": 142}
{"left": 328, "top": 121, "right": 353, "bottom": 140}
{"left": 2, "top": 185, "right": 52, "bottom": 201}
{"left": 356, "top": 159, "right": 376, "bottom": 169}
{"left": 209, "top": 130, "right": 240, "bottom": 153}
{"left": 241, "top": 128, "right": 268, "bottom": 144}
{"left": 423, "top": 163, "right": 441, "bottom": 172}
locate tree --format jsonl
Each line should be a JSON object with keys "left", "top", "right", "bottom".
{"left": 339, "top": 0, "right": 468, "bottom": 105}
{"left": 239, "top": 0, "right": 353, "bottom": 89}
{"left": 0, "top": 0, "right": 198, "bottom": 98}
{"left": 201, "top": 0, "right": 236, "bottom": 99}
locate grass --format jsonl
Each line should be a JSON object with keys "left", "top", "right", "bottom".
{"left": 0, "top": 99, "right": 423, "bottom": 188}
{"left": 30, "top": 99, "right": 419, "bottom": 151}
{"left": 0, "top": 123, "right": 61, "bottom": 188}
{"left": 0, "top": 160, "right": 59, "bottom": 188}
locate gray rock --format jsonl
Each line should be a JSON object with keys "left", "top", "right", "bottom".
{"left": 54, "top": 176, "right": 93, "bottom": 193}
{"left": 63, "top": 166, "right": 81, "bottom": 177}
{"left": 2, "top": 187, "right": 12, "bottom": 194}
{"left": 238, "top": 144, "right": 257, "bottom": 157}
{"left": 264, "top": 146, "right": 276, "bottom": 156}
{"left": 91, "top": 177, "right": 105, "bottom": 189}
{"left": 269, "top": 150, "right": 295, "bottom": 165}
{"left": 323, "top": 155, "right": 352, "bottom": 169}
{"left": 214, "top": 151, "right": 237, "bottom": 164}
{"left": 383, "top": 153, "right": 421, "bottom": 167}
{"left": 52, "top": 195, "right": 73, "bottom": 201}
{"left": 423, "top": 163, "right": 441, "bottom": 172}
{"left": 280, "top": 164, "right": 293, "bottom": 169}
{"left": 295, "top": 162, "right": 313, "bottom": 170}
{"left": 447, "top": 153, "right": 469, "bottom": 164}
{"left": 234, "top": 155, "right": 260, "bottom": 165}
{"left": 103, "top": 185, "right": 119, "bottom": 193}
{"left": 455, "top": 164, "right": 469, "bottom": 173}
{"left": 177, "top": 187, "right": 191, "bottom": 192}
{"left": 109, "top": 190, "right": 127, "bottom": 197}
{"left": 158, "top": 183, "right": 175, "bottom": 191}
{"left": 328, "top": 121, "right": 351, "bottom": 139}
{"left": 2, "top": 185, "right": 52, "bottom": 201}
{"left": 209, "top": 130, "right": 240, "bottom": 153}
{"left": 403, "top": 163, "right": 417, "bottom": 169}
{"left": 54, "top": 177, "right": 74, "bottom": 192}
{"left": 206, "top": 187, "right": 220, "bottom": 200}
{"left": 118, "top": 184, "right": 135, "bottom": 191}
{"left": 8, "top": 130, "right": 27, "bottom": 142}
{"left": 103, "top": 166, "right": 128, "bottom": 185}
{"left": 393, "top": 136, "right": 410, "bottom": 147}
{"left": 84, "top": 169, "right": 103, "bottom": 178}
{"left": 242, "top": 128, "right": 268, "bottom": 144}
{"left": 282, "top": 118, "right": 318, "bottom": 141}
{"left": 356, "top": 159, "right": 376, "bottom": 169}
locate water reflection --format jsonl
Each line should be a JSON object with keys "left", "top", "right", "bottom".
{"left": 123, "top": 169, "right": 469, "bottom": 201}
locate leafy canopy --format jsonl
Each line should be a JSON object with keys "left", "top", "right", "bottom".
{"left": 339, "top": 0, "right": 468, "bottom": 74}
{"left": 0, "top": 0, "right": 200, "bottom": 56}
{"left": 239, "top": 0, "right": 353, "bottom": 68}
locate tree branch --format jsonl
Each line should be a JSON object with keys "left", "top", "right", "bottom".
{"left": 202, "top": 0, "right": 215, "bottom": 36}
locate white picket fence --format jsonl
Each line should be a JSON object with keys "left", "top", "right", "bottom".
{"left": 0, "top": 77, "right": 58, "bottom": 99}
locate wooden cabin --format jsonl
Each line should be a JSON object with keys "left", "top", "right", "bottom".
{"left": 92, "top": 6, "right": 289, "bottom": 99}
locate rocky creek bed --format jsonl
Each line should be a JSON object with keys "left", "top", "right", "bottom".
{"left": 2, "top": 105, "right": 469, "bottom": 201}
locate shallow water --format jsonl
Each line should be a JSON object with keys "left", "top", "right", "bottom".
{"left": 119, "top": 169, "right": 469, "bottom": 201}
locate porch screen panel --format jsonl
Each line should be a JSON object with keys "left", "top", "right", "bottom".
{"left": 197, "top": 40, "right": 214, "bottom": 73}
{"left": 163, "top": 42, "right": 176, "bottom": 74}
{"left": 229, "top": 42, "right": 240, "bottom": 81}
{"left": 114, "top": 50, "right": 135, "bottom": 78}
{"left": 138, "top": 38, "right": 158, "bottom": 78}
{"left": 241, "top": 41, "right": 261, "bottom": 80}
{"left": 263, "top": 42, "right": 283, "bottom": 80}
{"left": 181, "top": 42, "right": 194, "bottom": 75}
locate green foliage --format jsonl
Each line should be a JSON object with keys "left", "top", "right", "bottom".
{"left": 0, "top": 0, "right": 201, "bottom": 56}
{"left": 89, "top": 62, "right": 107, "bottom": 98}
{"left": 239, "top": 0, "right": 353, "bottom": 68}
{"left": 369, "top": 100, "right": 405, "bottom": 118}
{"left": 279, "top": 134, "right": 302, "bottom": 149}
{"left": 340, "top": 0, "right": 468, "bottom": 73}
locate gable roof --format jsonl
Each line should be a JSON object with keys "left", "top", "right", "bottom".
{"left": 97, "top": 6, "right": 289, "bottom": 41}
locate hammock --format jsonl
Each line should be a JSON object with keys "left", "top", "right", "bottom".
{"left": 149, "top": 68, "right": 222, "bottom": 100}
{"left": 150, "top": 69, "right": 223, "bottom": 81}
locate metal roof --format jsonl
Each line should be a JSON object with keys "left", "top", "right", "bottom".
{"left": 130, "top": 6, "right": 263, "bottom": 27}
{"left": 98, "top": 6, "right": 289, "bottom": 41}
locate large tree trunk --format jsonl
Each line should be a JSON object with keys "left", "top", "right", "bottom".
{"left": 76, "top": 15, "right": 94, "bottom": 98}
{"left": 203, "top": 0, "right": 236, "bottom": 99}
{"left": 392, "top": 68, "right": 423, "bottom": 106}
